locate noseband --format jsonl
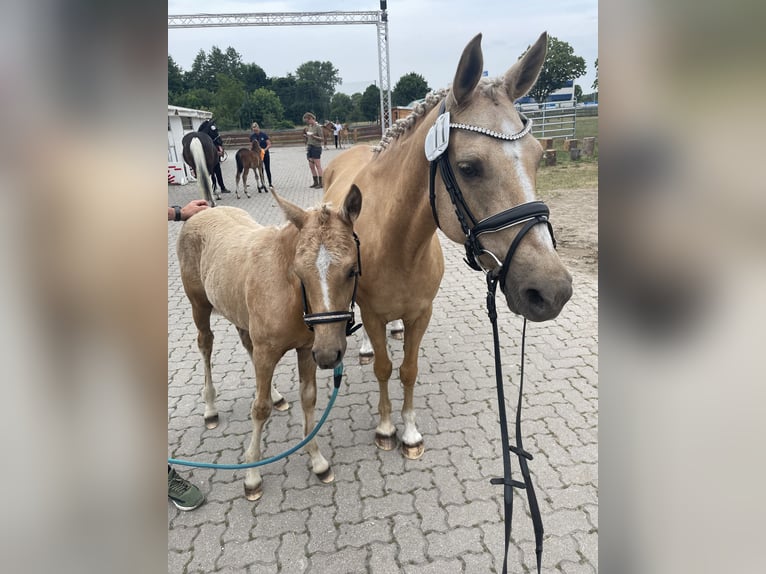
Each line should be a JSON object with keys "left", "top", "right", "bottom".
{"left": 426, "top": 100, "right": 556, "bottom": 285}
{"left": 301, "top": 232, "right": 363, "bottom": 337}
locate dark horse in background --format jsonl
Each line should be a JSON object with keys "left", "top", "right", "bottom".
{"left": 181, "top": 119, "right": 229, "bottom": 205}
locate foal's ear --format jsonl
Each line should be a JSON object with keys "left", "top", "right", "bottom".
{"left": 272, "top": 189, "right": 308, "bottom": 230}
{"left": 450, "top": 33, "right": 484, "bottom": 108}
{"left": 340, "top": 184, "right": 363, "bottom": 226}
{"left": 504, "top": 32, "right": 547, "bottom": 101}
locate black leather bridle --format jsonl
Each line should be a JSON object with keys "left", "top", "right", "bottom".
{"left": 426, "top": 99, "right": 556, "bottom": 574}
{"left": 300, "top": 232, "right": 363, "bottom": 337}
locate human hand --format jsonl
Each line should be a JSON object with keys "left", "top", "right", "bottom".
{"left": 181, "top": 199, "right": 210, "bottom": 220}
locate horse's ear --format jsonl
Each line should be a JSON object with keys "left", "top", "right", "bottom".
{"left": 449, "top": 33, "right": 484, "bottom": 108}
{"left": 272, "top": 189, "right": 308, "bottom": 230}
{"left": 340, "top": 184, "right": 362, "bottom": 226}
{"left": 504, "top": 32, "right": 548, "bottom": 101}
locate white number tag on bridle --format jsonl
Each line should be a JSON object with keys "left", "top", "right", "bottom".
{"left": 424, "top": 111, "right": 450, "bottom": 161}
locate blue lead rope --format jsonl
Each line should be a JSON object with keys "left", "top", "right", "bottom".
{"left": 168, "top": 363, "right": 344, "bottom": 470}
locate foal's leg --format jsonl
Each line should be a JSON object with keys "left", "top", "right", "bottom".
{"left": 398, "top": 309, "right": 432, "bottom": 459}
{"left": 364, "top": 314, "right": 397, "bottom": 451}
{"left": 296, "top": 347, "right": 333, "bottom": 483}
{"left": 191, "top": 301, "right": 218, "bottom": 429}
{"left": 243, "top": 356, "right": 277, "bottom": 501}
{"left": 237, "top": 328, "right": 289, "bottom": 411}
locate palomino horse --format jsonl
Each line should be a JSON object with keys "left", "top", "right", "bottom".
{"left": 181, "top": 129, "right": 220, "bottom": 205}
{"left": 234, "top": 140, "right": 268, "bottom": 198}
{"left": 323, "top": 32, "right": 572, "bottom": 458}
{"left": 177, "top": 188, "right": 363, "bottom": 500}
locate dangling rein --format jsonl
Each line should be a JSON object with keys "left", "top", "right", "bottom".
{"left": 168, "top": 364, "right": 345, "bottom": 470}
{"left": 426, "top": 101, "right": 550, "bottom": 574}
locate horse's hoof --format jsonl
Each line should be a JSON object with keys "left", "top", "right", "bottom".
{"left": 273, "top": 397, "right": 290, "bottom": 412}
{"left": 244, "top": 484, "right": 263, "bottom": 501}
{"left": 402, "top": 440, "right": 425, "bottom": 460}
{"left": 316, "top": 467, "right": 335, "bottom": 484}
{"left": 375, "top": 432, "right": 398, "bottom": 451}
{"left": 204, "top": 414, "right": 219, "bottom": 429}
{"left": 359, "top": 353, "right": 374, "bottom": 366}
{"left": 390, "top": 329, "right": 404, "bottom": 340}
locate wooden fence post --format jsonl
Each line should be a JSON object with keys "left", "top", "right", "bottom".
{"left": 582, "top": 137, "right": 596, "bottom": 157}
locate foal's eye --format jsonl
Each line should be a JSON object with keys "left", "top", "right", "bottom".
{"left": 348, "top": 267, "right": 357, "bottom": 278}
{"left": 457, "top": 162, "right": 479, "bottom": 178}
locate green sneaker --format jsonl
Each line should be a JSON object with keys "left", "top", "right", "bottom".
{"left": 168, "top": 467, "right": 205, "bottom": 511}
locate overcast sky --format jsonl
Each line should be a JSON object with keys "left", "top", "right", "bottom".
{"left": 168, "top": 0, "right": 598, "bottom": 96}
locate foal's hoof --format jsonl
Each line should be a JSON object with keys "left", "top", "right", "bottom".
{"left": 273, "top": 397, "right": 290, "bottom": 412}
{"left": 359, "top": 352, "right": 374, "bottom": 366}
{"left": 402, "top": 440, "right": 425, "bottom": 460}
{"left": 204, "top": 414, "right": 219, "bottom": 429}
{"left": 375, "top": 432, "right": 398, "bottom": 451}
{"left": 316, "top": 467, "right": 335, "bottom": 484}
{"left": 244, "top": 484, "right": 263, "bottom": 501}
{"left": 390, "top": 329, "right": 404, "bottom": 340}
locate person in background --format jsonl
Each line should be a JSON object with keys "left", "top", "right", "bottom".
{"left": 249, "top": 122, "right": 274, "bottom": 190}
{"left": 333, "top": 120, "right": 342, "bottom": 149}
{"left": 303, "top": 112, "right": 324, "bottom": 189}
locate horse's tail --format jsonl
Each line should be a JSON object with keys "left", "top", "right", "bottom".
{"left": 235, "top": 149, "right": 244, "bottom": 175}
{"left": 190, "top": 137, "right": 215, "bottom": 207}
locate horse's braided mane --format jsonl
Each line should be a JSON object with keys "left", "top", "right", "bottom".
{"left": 371, "top": 78, "right": 512, "bottom": 154}
{"left": 372, "top": 88, "right": 448, "bottom": 154}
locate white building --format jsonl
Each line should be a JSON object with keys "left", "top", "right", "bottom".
{"left": 168, "top": 105, "right": 212, "bottom": 185}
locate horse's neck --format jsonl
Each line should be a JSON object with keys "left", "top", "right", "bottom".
{"left": 367, "top": 107, "right": 441, "bottom": 249}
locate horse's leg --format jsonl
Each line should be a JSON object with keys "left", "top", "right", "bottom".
{"left": 296, "top": 347, "right": 333, "bottom": 483}
{"left": 390, "top": 319, "right": 405, "bottom": 340}
{"left": 234, "top": 166, "right": 241, "bottom": 199}
{"left": 365, "top": 314, "right": 397, "bottom": 450}
{"left": 243, "top": 355, "right": 278, "bottom": 501}
{"left": 237, "top": 328, "right": 289, "bottom": 411}
{"left": 398, "top": 309, "right": 432, "bottom": 459}
{"left": 359, "top": 327, "right": 374, "bottom": 365}
{"left": 191, "top": 300, "right": 218, "bottom": 429}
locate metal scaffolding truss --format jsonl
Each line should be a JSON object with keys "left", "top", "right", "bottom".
{"left": 168, "top": 10, "right": 393, "bottom": 133}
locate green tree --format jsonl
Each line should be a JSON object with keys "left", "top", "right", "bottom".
{"left": 168, "top": 56, "right": 184, "bottom": 98}
{"left": 392, "top": 73, "right": 430, "bottom": 107}
{"left": 185, "top": 49, "right": 211, "bottom": 92}
{"left": 525, "top": 36, "right": 586, "bottom": 106}
{"left": 574, "top": 84, "right": 583, "bottom": 103}
{"left": 241, "top": 63, "right": 268, "bottom": 92}
{"left": 360, "top": 84, "right": 380, "bottom": 121}
{"left": 329, "top": 93, "right": 353, "bottom": 122}
{"left": 173, "top": 88, "right": 214, "bottom": 111}
{"left": 240, "top": 88, "right": 284, "bottom": 129}
{"left": 592, "top": 58, "right": 598, "bottom": 91}
{"left": 212, "top": 74, "right": 246, "bottom": 130}
{"left": 295, "top": 61, "right": 342, "bottom": 120}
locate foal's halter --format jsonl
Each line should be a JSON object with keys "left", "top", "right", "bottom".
{"left": 426, "top": 99, "right": 555, "bottom": 574}
{"left": 301, "top": 232, "right": 363, "bottom": 337}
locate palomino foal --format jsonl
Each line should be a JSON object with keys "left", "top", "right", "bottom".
{"left": 177, "top": 188, "right": 362, "bottom": 500}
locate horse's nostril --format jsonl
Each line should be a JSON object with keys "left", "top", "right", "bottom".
{"left": 525, "top": 288, "right": 545, "bottom": 307}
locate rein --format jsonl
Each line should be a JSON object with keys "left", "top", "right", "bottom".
{"left": 301, "top": 231, "right": 364, "bottom": 337}
{"left": 426, "top": 99, "right": 554, "bottom": 574}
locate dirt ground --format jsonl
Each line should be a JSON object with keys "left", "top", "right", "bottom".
{"left": 541, "top": 187, "right": 598, "bottom": 275}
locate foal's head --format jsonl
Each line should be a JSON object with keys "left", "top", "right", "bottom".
{"left": 274, "top": 187, "right": 363, "bottom": 369}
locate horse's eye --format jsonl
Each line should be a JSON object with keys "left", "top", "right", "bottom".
{"left": 348, "top": 267, "right": 357, "bottom": 279}
{"left": 458, "top": 162, "right": 479, "bottom": 178}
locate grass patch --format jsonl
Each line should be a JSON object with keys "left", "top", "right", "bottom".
{"left": 536, "top": 115, "right": 598, "bottom": 192}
